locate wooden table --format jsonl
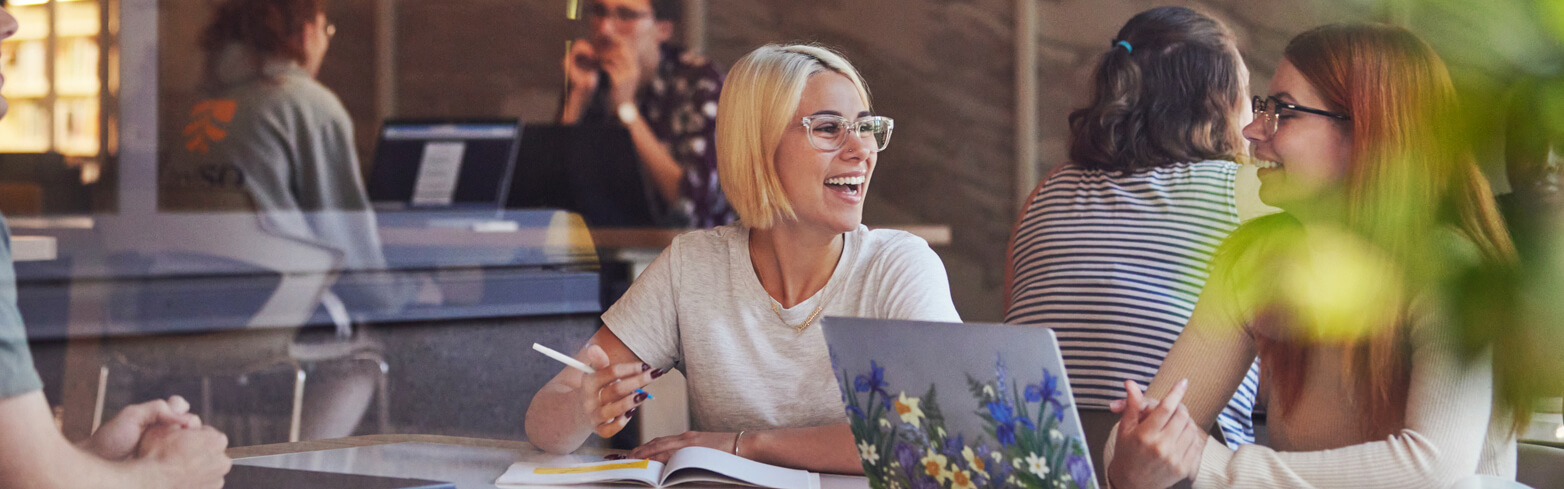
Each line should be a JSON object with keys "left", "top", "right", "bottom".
{"left": 229, "top": 434, "right": 869, "bottom": 489}
{"left": 228, "top": 434, "right": 602, "bottom": 459}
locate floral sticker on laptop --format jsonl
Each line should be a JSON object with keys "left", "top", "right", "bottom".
{"left": 838, "top": 356, "right": 1096, "bottom": 489}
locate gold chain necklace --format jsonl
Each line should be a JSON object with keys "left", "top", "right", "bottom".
{"left": 771, "top": 299, "right": 827, "bottom": 334}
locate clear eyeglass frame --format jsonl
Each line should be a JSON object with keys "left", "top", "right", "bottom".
{"left": 800, "top": 115, "right": 895, "bottom": 152}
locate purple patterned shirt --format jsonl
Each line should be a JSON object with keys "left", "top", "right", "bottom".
{"left": 582, "top": 44, "right": 733, "bottom": 228}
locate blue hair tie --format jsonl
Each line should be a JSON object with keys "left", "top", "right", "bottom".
{"left": 1114, "top": 40, "right": 1133, "bottom": 54}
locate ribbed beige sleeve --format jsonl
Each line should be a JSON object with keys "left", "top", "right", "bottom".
{"left": 1190, "top": 320, "right": 1496, "bottom": 489}
{"left": 1106, "top": 274, "right": 1507, "bottom": 488}
{"left": 1141, "top": 287, "right": 1260, "bottom": 432}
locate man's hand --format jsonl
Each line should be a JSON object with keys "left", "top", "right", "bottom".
{"left": 565, "top": 39, "right": 601, "bottom": 96}
{"left": 136, "top": 424, "right": 232, "bottom": 489}
{"left": 82, "top": 396, "right": 201, "bottom": 461}
{"left": 596, "top": 36, "right": 642, "bottom": 107}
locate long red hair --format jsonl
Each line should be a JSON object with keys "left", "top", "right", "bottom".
{"left": 1239, "top": 24, "right": 1516, "bottom": 437}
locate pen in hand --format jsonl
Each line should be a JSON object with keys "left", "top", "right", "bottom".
{"left": 532, "top": 343, "right": 653, "bottom": 399}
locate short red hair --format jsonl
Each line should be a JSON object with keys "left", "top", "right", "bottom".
{"left": 200, "top": 0, "right": 327, "bottom": 78}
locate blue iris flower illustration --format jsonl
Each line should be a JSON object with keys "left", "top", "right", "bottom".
{"left": 854, "top": 360, "right": 893, "bottom": 409}
{"left": 1025, "top": 369, "right": 1067, "bottom": 421}
{"left": 986, "top": 401, "right": 1032, "bottom": 446}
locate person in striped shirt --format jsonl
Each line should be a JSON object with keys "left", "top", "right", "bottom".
{"left": 1004, "top": 5, "right": 1273, "bottom": 452}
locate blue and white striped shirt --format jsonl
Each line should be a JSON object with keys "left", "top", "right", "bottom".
{"left": 1005, "top": 160, "right": 1260, "bottom": 448}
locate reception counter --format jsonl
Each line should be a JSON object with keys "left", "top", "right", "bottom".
{"left": 13, "top": 209, "right": 605, "bottom": 443}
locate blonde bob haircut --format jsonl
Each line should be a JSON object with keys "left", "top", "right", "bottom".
{"left": 716, "top": 44, "right": 872, "bottom": 229}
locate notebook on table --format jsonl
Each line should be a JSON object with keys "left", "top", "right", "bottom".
{"left": 496, "top": 446, "right": 820, "bottom": 489}
{"left": 224, "top": 464, "right": 455, "bottom": 489}
{"left": 820, "top": 317, "right": 1100, "bottom": 489}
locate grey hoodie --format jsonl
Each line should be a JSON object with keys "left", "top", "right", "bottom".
{"left": 162, "top": 44, "right": 410, "bottom": 314}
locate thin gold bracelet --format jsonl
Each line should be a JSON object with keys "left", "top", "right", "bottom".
{"left": 732, "top": 430, "right": 746, "bottom": 456}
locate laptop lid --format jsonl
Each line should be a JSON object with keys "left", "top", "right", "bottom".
{"left": 367, "top": 119, "right": 522, "bottom": 212}
{"left": 506, "top": 124, "right": 663, "bottom": 227}
{"left": 224, "top": 464, "right": 455, "bottom": 489}
{"left": 820, "top": 317, "right": 1100, "bottom": 489}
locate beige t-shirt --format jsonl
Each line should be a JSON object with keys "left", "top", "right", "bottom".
{"left": 603, "top": 223, "right": 962, "bottom": 432}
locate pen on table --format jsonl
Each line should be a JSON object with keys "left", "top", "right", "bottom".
{"left": 532, "top": 343, "right": 652, "bottom": 399}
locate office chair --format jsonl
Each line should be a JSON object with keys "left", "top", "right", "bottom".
{"left": 89, "top": 210, "right": 389, "bottom": 443}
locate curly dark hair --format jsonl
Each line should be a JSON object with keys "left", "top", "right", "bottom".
{"left": 200, "top": 0, "right": 327, "bottom": 77}
{"left": 1066, "top": 6, "right": 1246, "bottom": 173}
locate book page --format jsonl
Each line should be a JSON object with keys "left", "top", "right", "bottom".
{"left": 658, "top": 447, "right": 818, "bottom": 489}
{"left": 496, "top": 458, "right": 664, "bottom": 487}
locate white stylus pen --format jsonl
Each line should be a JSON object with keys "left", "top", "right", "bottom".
{"left": 532, "top": 343, "right": 652, "bottom": 398}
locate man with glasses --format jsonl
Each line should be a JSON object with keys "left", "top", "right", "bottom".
{"left": 559, "top": 0, "right": 733, "bottom": 228}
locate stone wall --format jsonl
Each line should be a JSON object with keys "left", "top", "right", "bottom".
{"left": 700, "top": 0, "right": 1383, "bottom": 321}
{"left": 707, "top": 0, "right": 1019, "bottom": 321}
{"left": 159, "top": 0, "right": 1397, "bottom": 321}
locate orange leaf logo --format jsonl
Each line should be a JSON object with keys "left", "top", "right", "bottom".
{"left": 184, "top": 99, "right": 238, "bottom": 154}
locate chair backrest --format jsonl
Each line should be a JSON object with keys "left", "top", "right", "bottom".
{"left": 1078, "top": 407, "right": 1116, "bottom": 489}
{"left": 1518, "top": 441, "right": 1564, "bottom": 488}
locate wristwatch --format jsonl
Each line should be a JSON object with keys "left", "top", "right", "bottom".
{"left": 617, "top": 102, "right": 639, "bottom": 125}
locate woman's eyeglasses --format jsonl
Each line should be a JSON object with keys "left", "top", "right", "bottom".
{"left": 801, "top": 115, "right": 895, "bottom": 152}
{"left": 1252, "top": 95, "right": 1350, "bottom": 137}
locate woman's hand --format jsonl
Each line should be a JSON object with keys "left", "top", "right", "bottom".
{"left": 625, "top": 431, "right": 740, "bottom": 463}
{"left": 575, "top": 344, "right": 664, "bottom": 438}
{"left": 1106, "top": 379, "right": 1207, "bottom": 489}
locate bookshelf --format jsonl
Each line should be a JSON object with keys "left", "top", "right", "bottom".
{"left": 0, "top": 0, "right": 102, "bottom": 157}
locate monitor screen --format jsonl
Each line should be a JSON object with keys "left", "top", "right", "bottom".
{"left": 507, "top": 124, "right": 663, "bottom": 227}
{"left": 367, "top": 121, "right": 520, "bottom": 210}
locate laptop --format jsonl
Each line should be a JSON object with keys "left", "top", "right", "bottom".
{"left": 224, "top": 464, "right": 454, "bottom": 489}
{"left": 367, "top": 119, "right": 522, "bottom": 212}
{"left": 506, "top": 124, "right": 664, "bottom": 228}
{"left": 820, "top": 317, "right": 1100, "bottom": 489}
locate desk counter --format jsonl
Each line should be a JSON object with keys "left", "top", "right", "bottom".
{"left": 15, "top": 210, "right": 602, "bottom": 341}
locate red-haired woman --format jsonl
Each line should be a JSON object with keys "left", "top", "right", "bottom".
{"left": 1104, "top": 23, "right": 1521, "bottom": 488}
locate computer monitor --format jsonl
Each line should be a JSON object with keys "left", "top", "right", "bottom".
{"left": 367, "top": 119, "right": 521, "bottom": 211}
{"left": 507, "top": 124, "right": 664, "bottom": 227}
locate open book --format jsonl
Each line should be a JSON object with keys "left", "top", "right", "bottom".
{"left": 495, "top": 446, "right": 820, "bottom": 489}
